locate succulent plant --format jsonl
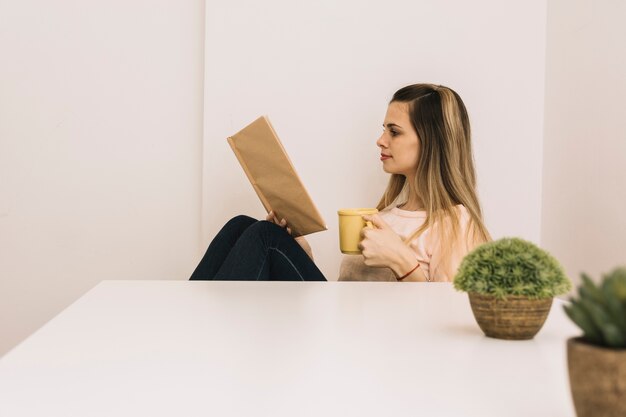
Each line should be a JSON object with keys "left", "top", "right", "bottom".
{"left": 564, "top": 267, "right": 626, "bottom": 348}
{"left": 453, "top": 237, "right": 572, "bottom": 299}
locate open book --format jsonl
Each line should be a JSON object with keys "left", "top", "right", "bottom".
{"left": 227, "top": 116, "right": 327, "bottom": 237}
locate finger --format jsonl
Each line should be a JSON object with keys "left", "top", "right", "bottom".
{"left": 286, "top": 227, "right": 292, "bottom": 235}
{"left": 361, "top": 215, "right": 376, "bottom": 228}
{"left": 364, "top": 214, "right": 389, "bottom": 230}
{"left": 361, "top": 216, "right": 375, "bottom": 230}
{"left": 280, "top": 218, "right": 287, "bottom": 227}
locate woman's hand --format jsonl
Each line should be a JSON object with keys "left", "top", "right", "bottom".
{"left": 266, "top": 210, "right": 292, "bottom": 234}
{"left": 360, "top": 214, "right": 417, "bottom": 276}
{"left": 266, "top": 210, "right": 314, "bottom": 260}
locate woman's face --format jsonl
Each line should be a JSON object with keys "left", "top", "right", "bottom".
{"left": 376, "top": 101, "right": 420, "bottom": 177}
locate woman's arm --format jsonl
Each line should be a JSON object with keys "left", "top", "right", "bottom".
{"left": 360, "top": 214, "right": 430, "bottom": 281}
{"left": 391, "top": 251, "right": 428, "bottom": 282}
{"left": 295, "top": 236, "right": 314, "bottom": 261}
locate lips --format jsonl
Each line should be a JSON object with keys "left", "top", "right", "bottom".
{"left": 380, "top": 154, "right": 391, "bottom": 161}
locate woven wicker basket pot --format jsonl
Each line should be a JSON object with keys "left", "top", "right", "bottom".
{"left": 567, "top": 338, "right": 626, "bottom": 417}
{"left": 468, "top": 292, "right": 553, "bottom": 340}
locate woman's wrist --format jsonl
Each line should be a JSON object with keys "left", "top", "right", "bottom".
{"left": 397, "top": 262, "right": 420, "bottom": 280}
{"left": 391, "top": 249, "right": 419, "bottom": 278}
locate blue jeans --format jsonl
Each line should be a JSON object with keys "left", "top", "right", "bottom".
{"left": 189, "top": 215, "right": 327, "bottom": 281}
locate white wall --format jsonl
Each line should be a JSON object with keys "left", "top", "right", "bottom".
{"left": 542, "top": 0, "right": 626, "bottom": 286}
{"left": 0, "top": 0, "right": 205, "bottom": 356}
{"left": 203, "top": 0, "right": 548, "bottom": 280}
{"left": 6, "top": 0, "right": 595, "bottom": 358}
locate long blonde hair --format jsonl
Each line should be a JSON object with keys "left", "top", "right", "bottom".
{"left": 376, "top": 84, "right": 491, "bottom": 269}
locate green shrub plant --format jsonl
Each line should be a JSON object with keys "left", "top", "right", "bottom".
{"left": 454, "top": 237, "right": 572, "bottom": 299}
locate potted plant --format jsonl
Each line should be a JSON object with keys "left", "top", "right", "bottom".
{"left": 453, "top": 237, "right": 572, "bottom": 340}
{"left": 564, "top": 267, "right": 626, "bottom": 417}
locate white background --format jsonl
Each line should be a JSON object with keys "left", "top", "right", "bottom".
{"left": 203, "top": 0, "right": 547, "bottom": 280}
{"left": 1, "top": 0, "right": 625, "bottom": 357}
{"left": 0, "top": 0, "right": 205, "bottom": 356}
{"left": 541, "top": 0, "right": 626, "bottom": 282}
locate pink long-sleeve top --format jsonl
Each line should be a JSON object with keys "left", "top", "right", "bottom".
{"left": 337, "top": 205, "right": 476, "bottom": 282}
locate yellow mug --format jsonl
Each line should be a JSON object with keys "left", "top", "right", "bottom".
{"left": 337, "top": 208, "right": 378, "bottom": 254}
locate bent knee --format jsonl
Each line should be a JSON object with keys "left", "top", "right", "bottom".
{"left": 246, "top": 220, "right": 288, "bottom": 236}
{"left": 225, "top": 215, "right": 257, "bottom": 228}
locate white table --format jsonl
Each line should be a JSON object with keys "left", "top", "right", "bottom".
{"left": 0, "top": 281, "right": 579, "bottom": 416}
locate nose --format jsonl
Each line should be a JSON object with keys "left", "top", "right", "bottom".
{"left": 376, "top": 132, "right": 388, "bottom": 148}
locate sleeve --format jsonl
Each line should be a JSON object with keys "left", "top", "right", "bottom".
{"left": 338, "top": 255, "right": 397, "bottom": 281}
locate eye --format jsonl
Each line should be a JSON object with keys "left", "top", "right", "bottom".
{"left": 382, "top": 127, "right": 398, "bottom": 137}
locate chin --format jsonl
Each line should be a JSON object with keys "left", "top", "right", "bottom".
{"left": 382, "top": 165, "right": 401, "bottom": 175}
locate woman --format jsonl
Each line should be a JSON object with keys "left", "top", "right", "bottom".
{"left": 189, "top": 83, "right": 490, "bottom": 282}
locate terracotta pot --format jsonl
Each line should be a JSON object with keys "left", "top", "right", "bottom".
{"left": 567, "top": 337, "right": 626, "bottom": 417}
{"left": 468, "top": 292, "right": 552, "bottom": 340}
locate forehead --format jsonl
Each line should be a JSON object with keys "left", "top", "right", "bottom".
{"left": 384, "top": 101, "right": 410, "bottom": 125}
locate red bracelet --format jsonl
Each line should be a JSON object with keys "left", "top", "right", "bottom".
{"left": 397, "top": 262, "right": 420, "bottom": 281}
